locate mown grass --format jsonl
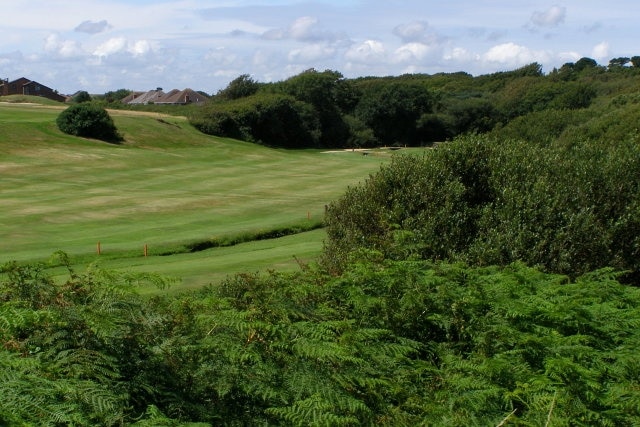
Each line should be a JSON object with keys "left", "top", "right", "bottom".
{"left": 1, "top": 100, "right": 406, "bottom": 290}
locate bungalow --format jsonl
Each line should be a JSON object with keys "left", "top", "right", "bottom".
{"left": 0, "top": 77, "right": 66, "bottom": 102}
{"left": 121, "top": 88, "right": 208, "bottom": 105}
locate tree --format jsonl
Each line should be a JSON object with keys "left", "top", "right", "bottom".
{"left": 191, "top": 93, "right": 320, "bottom": 148}
{"left": 574, "top": 57, "right": 598, "bottom": 72}
{"left": 355, "top": 82, "right": 436, "bottom": 146}
{"left": 631, "top": 56, "right": 640, "bottom": 68}
{"left": 72, "top": 90, "right": 92, "bottom": 103}
{"left": 279, "top": 69, "right": 351, "bottom": 147}
{"left": 56, "top": 103, "right": 123, "bottom": 143}
{"left": 216, "top": 74, "right": 260, "bottom": 100}
{"left": 608, "top": 57, "right": 631, "bottom": 70}
{"left": 104, "top": 88, "right": 132, "bottom": 103}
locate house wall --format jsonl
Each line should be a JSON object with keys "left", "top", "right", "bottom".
{"left": 0, "top": 77, "right": 65, "bottom": 102}
{"left": 23, "top": 81, "right": 66, "bottom": 102}
{"left": 1, "top": 77, "right": 30, "bottom": 96}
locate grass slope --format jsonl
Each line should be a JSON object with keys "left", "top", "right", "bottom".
{"left": 1, "top": 101, "right": 399, "bottom": 289}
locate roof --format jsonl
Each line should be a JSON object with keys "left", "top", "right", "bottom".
{"left": 155, "top": 88, "right": 208, "bottom": 104}
{"left": 121, "top": 88, "right": 209, "bottom": 105}
{"left": 127, "top": 89, "right": 166, "bottom": 104}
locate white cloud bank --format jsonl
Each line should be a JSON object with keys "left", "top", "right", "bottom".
{"left": 0, "top": 0, "right": 636, "bottom": 94}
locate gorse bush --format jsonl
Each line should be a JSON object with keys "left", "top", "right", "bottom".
{"left": 57, "top": 103, "right": 122, "bottom": 143}
{"left": 322, "top": 134, "right": 640, "bottom": 280}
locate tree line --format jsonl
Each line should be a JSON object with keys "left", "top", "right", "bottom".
{"left": 188, "top": 56, "right": 640, "bottom": 148}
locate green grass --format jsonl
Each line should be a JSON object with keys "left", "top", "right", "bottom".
{"left": 1, "top": 101, "right": 407, "bottom": 290}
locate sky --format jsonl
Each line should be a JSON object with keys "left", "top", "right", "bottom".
{"left": 1, "top": 0, "right": 638, "bottom": 95}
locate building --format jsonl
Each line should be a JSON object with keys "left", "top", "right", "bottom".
{"left": 121, "top": 88, "right": 208, "bottom": 105}
{"left": 0, "top": 77, "right": 66, "bottom": 102}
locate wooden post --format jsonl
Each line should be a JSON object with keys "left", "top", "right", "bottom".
{"left": 144, "top": 244, "right": 148, "bottom": 257}
{"left": 307, "top": 211, "right": 310, "bottom": 220}
{"left": 97, "top": 241, "right": 101, "bottom": 255}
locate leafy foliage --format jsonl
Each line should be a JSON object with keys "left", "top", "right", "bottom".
{"left": 189, "top": 57, "right": 640, "bottom": 148}
{"left": 56, "top": 103, "right": 123, "bottom": 143}
{"left": 322, "top": 133, "right": 640, "bottom": 280}
{"left": 191, "top": 92, "right": 320, "bottom": 148}
{"left": 71, "top": 90, "right": 92, "bottom": 103}
{"left": 2, "top": 256, "right": 639, "bottom": 425}
{"left": 215, "top": 74, "right": 261, "bottom": 100}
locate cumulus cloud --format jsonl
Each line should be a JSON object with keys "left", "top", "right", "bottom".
{"left": 92, "top": 37, "right": 154, "bottom": 59}
{"left": 44, "top": 34, "right": 83, "bottom": 58}
{"left": 392, "top": 42, "right": 433, "bottom": 63}
{"left": 393, "top": 21, "right": 429, "bottom": 43}
{"left": 591, "top": 41, "right": 610, "bottom": 60}
{"left": 75, "top": 20, "right": 111, "bottom": 34}
{"left": 128, "top": 40, "right": 151, "bottom": 57}
{"left": 288, "top": 43, "right": 335, "bottom": 62}
{"left": 557, "top": 50, "right": 581, "bottom": 63}
{"left": 530, "top": 6, "right": 566, "bottom": 28}
{"left": 93, "top": 37, "right": 127, "bottom": 57}
{"left": 262, "top": 16, "right": 343, "bottom": 43}
{"left": 483, "top": 42, "right": 550, "bottom": 66}
{"left": 290, "top": 16, "right": 318, "bottom": 40}
{"left": 344, "top": 40, "right": 386, "bottom": 63}
{"left": 444, "top": 47, "right": 478, "bottom": 63}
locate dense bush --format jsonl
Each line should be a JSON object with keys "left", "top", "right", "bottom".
{"left": 354, "top": 81, "right": 437, "bottom": 146}
{"left": 191, "top": 93, "right": 320, "bottom": 148}
{"left": 56, "top": 103, "right": 122, "bottom": 143}
{"left": 322, "top": 134, "right": 640, "bottom": 280}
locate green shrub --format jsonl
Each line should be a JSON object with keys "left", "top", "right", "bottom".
{"left": 322, "top": 134, "right": 640, "bottom": 280}
{"left": 191, "top": 93, "right": 320, "bottom": 148}
{"left": 56, "top": 103, "right": 122, "bottom": 143}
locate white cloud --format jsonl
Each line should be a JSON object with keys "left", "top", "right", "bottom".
{"left": 592, "top": 41, "right": 610, "bottom": 60}
{"left": 530, "top": 6, "right": 566, "bottom": 28}
{"left": 392, "top": 42, "right": 433, "bottom": 63}
{"left": 43, "top": 34, "right": 83, "bottom": 58}
{"left": 290, "top": 16, "right": 318, "bottom": 41}
{"left": 482, "top": 42, "right": 550, "bottom": 66}
{"left": 262, "top": 16, "right": 343, "bottom": 43}
{"left": 128, "top": 40, "right": 151, "bottom": 57}
{"left": 444, "top": 47, "right": 478, "bottom": 62}
{"left": 92, "top": 37, "right": 153, "bottom": 60}
{"left": 93, "top": 37, "right": 127, "bottom": 57}
{"left": 345, "top": 40, "right": 386, "bottom": 63}
{"left": 557, "top": 51, "right": 581, "bottom": 63}
{"left": 288, "top": 43, "right": 335, "bottom": 62}
{"left": 393, "top": 21, "right": 429, "bottom": 43}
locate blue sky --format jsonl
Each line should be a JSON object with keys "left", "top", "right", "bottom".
{"left": 1, "top": 0, "right": 638, "bottom": 95}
